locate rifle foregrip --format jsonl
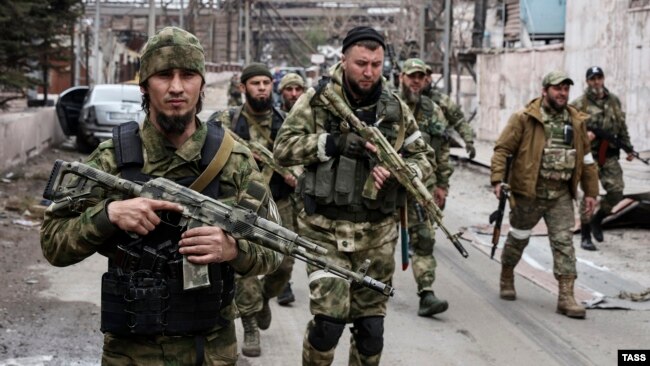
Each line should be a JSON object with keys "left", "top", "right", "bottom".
{"left": 43, "top": 159, "right": 63, "bottom": 200}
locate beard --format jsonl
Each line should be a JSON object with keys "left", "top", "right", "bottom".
{"left": 346, "top": 76, "right": 381, "bottom": 99}
{"left": 546, "top": 95, "right": 567, "bottom": 112}
{"left": 588, "top": 86, "right": 604, "bottom": 96}
{"left": 156, "top": 110, "right": 194, "bottom": 135}
{"left": 282, "top": 96, "right": 297, "bottom": 111}
{"left": 402, "top": 85, "right": 420, "bottom": 104}
{"left": 246, "top": 91, "right": 273, "bottom": 112}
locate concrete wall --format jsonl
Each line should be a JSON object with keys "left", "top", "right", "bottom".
{"left": 564, "top": 0, "right": 650, "bottom": 151}
{"left": 475, "top": 45, "right": 564, "bottom": 141}
{"left": 474, "top": 1, "right": 650, "bottom": 151}
{"left": 0, "top": 108, "right": 65, "bottom": 173}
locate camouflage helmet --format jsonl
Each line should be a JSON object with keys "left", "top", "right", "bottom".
{"left": 139, "top": 27, "right": 205, "bottom": 83}
{"left": 279, "top": 73, "right": 305, "bottom": 91}
{"left": 402, "top": 58, "right": 428, "bottom": 75}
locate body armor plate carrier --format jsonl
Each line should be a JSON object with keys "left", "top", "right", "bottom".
{"left": 100, "top": 121, "right": 235, "bottom": 336}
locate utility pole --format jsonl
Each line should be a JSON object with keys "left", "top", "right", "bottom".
{"left": 180, "top": 0, "right": 184, "bottom": 29}
{"left": 245, "top": 0, "right": 251, "bottom": 64}
{"left": 94, "top": 0, "right": 101, "bottom": 85}
{"left": 443, "top": 0, "right": 452, "bottom": 94}
{"left": 148, "top": 0, "right": 156, "bottom": 37}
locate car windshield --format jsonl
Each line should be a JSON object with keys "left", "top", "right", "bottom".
{"left": 93, "top": 86, "right": 141, "bottom": 104}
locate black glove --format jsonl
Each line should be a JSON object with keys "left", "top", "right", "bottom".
{"left": 325, "top": 133, "right": 366, "bottom": 158}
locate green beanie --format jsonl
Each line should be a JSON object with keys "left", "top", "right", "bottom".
{"left": 139, "top": 26, "right": 205, "bottom": 83}
{"left": 240, "top": 63, "right": 272, "bottom": 84}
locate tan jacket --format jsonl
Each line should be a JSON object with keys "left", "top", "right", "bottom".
{"left": 490, "top": 97, "right": 599, "bottom": 200}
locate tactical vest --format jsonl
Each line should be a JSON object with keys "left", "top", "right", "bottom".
{"left": 299, "top": 86, "right": 405, "bottom": 223}
{"left": 537, "top": 109, "right": 576, "bottom": 198}
{"left": 228, "top": 106, "right": 294, "bottom": 202}
{"left": 414, "top": 96, "right": 448, "bottom": 153}
{"left": 100, "top": 121, "right": 235, "bottom": 337}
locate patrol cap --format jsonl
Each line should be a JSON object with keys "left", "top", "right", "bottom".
{"left": 586, "top": 66, "right": 604, "bottom": 79}
{"left": 240, "top": 63, "right": 272, "bottom": 84}
{"left": 342, "top": 26, "right": 386, "bottom": 53}
{"left": 402, "top": 58, "right": 428, "bottom": 75}
{"left": 424, "top": 64, "right": 433, "bottom": 75}
{"left": 279, "top": 73, "right": 305, "bottom": 91}
{"left": 139, "top": 27, "right": 205, "bottom": 83}
{"left": 542, "top": 70, "right": 574, "bottom": 87}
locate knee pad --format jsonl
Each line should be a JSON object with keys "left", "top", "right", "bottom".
{"left": 308, "top": 314, "right": 346, "bottom": 352}
{"left": 352, "top": 316, "right": 384, "bottom": 356}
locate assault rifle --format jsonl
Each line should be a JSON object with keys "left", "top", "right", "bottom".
{"left": 227, "top": 131, "right": 300, "bottom": 180}
{"left": 43, "top": 160, "right": 394, "bottom": 297}
{"left": 489, "top": 155, "right": 513, "bottom": 259}
{"left": 317, "top": 85, "right": 469, "bottom": 258}
{"left": 590, "top": 127, "right": 649, "bottom": 165}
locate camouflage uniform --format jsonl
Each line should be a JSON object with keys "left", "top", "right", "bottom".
{"left": 423, "top": 86, "right": 475, "bottom": 157}
{"left": 491, "top": 71, "right": 599, "bottom": 319}
{"left": 40, "top": 27, "right": 282, "bottom": 365}
{"left": 571, "top": 87, "right": 631, "bottom": 219}
{"left": 400, "top": 88, "right": 449, "bottom": 294}
{"left": 41, "top": 118, "right": 283, "bottom": 365}
{"left": 227, "top": 74, "right": 243, "bottom": 106}
{"left": 209, "top": 104, "right": 297, "bottom": 313}
{"left": 274, "top": 60, "right": 434, "bottom": 365}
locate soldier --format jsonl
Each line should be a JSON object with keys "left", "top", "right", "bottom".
{"left": 274, "top": 72, "right": 308, "bottom": 306}
{"left": 279, "top": 72, "right": 306, "bottom": 112}
{"left": 423, "top": 65, "right": 477, "bottom": 159}
{"left": 274, "top": 26, "right": 434, "bottom": 365}
{"left": 570, "top": 66, "right": 635, "bottom": 251}
{"left": 491, "top": 71, "right": 599, "bottom": 319}
{"left": 208, "top": 62, "right": 297, "bottom": 357}
{"left": 227, "top": 73, "right": 243, "bottom": 106}
{"left": 399, "top": 58, "right": 450, "bottom": 317}
{"left": 40, "top": 27, "right": 282, "bottom": 365}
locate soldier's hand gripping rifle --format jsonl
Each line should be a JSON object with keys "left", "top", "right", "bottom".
{"left": 589, "top": 127, "right": 649, "bottom": 165}
{"left": 43, "top": 160, "right": 394, "bottom": 297}
{"left": 318, "top": 85, "right": 469, "bottom": 258}
{"left": 489, "top": 155, "right": 512, "bottom": 259}
{"left": 227, "top": 131, "right": 301, "bottom": 179}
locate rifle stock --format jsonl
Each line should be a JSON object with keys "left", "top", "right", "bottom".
{"left": 590, "top": 127, "right": 648, "bottom": 165}
{"left": 319, "top": 85, "right": 468, "bottom": 258}
{"left": 43, "top": 160, "right": 394, "bottom": 297}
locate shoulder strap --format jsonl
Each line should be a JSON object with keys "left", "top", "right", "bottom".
{"left": 271, "top": 107, "right": 286, "bottom": 140}
{"left": 190, "top": 127, "right": 235, "bottom": 193}
{"left": 112, "top": 121, "right": 148, "bottom": 182}
{"left": 390, "top": 91, "right": 406, "bottom": 151}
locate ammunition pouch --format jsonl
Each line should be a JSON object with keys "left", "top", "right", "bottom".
{"left": 539, "top": 148, "right": 576, "bottom": 181}
{"left": 101, "top": 260, "right": 234, "bottom": 337}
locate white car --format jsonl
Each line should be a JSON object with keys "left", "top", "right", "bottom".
{"left": 57, "top": 84, "right": 144, "bottom": 153}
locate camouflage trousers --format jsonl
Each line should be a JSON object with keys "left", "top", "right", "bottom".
{"left": 579, "top": 156, "right": 625, "bottom": 222}
{"left": 501, "top": 191, "right": 577, "bottom": 278}
{"left": 101, "top": 320, "right": 238, "bottom": 365}
{"left": 297, "top": 212, "right": 397, "bottom": 366}
{"left": 234, "top": 197, "right": 298, "bottom": 316}
{"left": 406, "top": 201, "right": 437, "bottom": 294}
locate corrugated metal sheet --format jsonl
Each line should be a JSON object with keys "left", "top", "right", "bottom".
{"left": 504, "top": 0, "right": 520, "bottom": 41}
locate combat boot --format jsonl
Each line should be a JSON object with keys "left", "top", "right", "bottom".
{"left": 500, "top": 265, "right": 516, "bottom": 300}
{"left": 277, "top": 282, "right": 295, "bottom": 306}
{"left": 256, "top": 297, "right": 272, "bottom": 330}
{"left": 580, "top": 224, "right": 597, "bottom": 251}
{"left": 241, "top": 315, "right": 261, "bottom": 357}
{"left": 417, "top": 291, "right": 449, "bottom": 317}
{"left": 590, "top": 210, "right": 607, "bottom": 242}
{"left": 557, "top": 275, "right": 586, "bottom": 319}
